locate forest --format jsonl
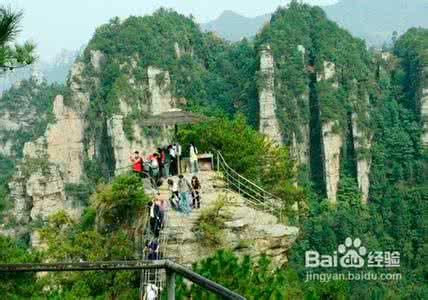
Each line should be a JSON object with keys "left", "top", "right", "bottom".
{"left": 0, "top": 2, "right": 427, "bottom": 299}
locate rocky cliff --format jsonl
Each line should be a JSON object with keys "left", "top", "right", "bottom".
{"left": 164, "top": 171, "right": 299, "bottom": 266}
{"left": 422, "top": 87, "right": 428, "bottom": 147}
{"left": 6, "top": 94, "right": 85, "bottom": 245}
{"left": 258, "top": 46, "right": 282, "bottom": 144}
{"left": 318, "top": 62, "right": 342, "bottom": 205}
{"left": 0, "top": 78, "right": 61, "bottom": 158}
{"left": 255, "top": 4, "right": 376, "bottom": 204}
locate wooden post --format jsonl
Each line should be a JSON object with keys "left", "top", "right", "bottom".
{"left": 177, "top": 154, "right": 181, "bottom": 175}
{"left": 166, "top": 269, "right": 176, "bottom": 300}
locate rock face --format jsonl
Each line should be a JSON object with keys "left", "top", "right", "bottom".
{"left": 147, "top": 66, "right": 174, "bottom": 115}
{"left": 8, "top": 162, "right": 79, "bottom": 247}
{"left": 292, "top": 45, "right": 310, "bottom": 165}
{"left": 351, "top": 110, "right": 372, "bottom": 204}
{"left": 321, "top": 121, "right": 343, "bottom": 204}
{"left": 25, "top": 166, "right": 67, "bottom": 221}
{"left": 7, "top": 94, "right": 85, "bottom": 244}
{"left": 68, "top": 61, "right": 90, "bottom": 111}
{"left": 422, "top": 88, "right": 428, "bottom": 147}
{"left": 258, "top": 45, "right": 309, "bottom": 165}
{"left": 90, "top": 50, "right": 105, "bottom": 73}
{"left": 164, "top": 171, "right": 299, "bottom": 266}
{"left": 258, "top": 46, "right": 282, "bottom": 144}
{"left": 108, "top": 116, "right": 174, "bottom": 173}
{"left": 319, "top": 61, "right": 342, "bottom": 205}
{"left": 0, "top": 79, "right": 46, "bottom": 157}
{"left": 107, "top": 64, "right": 176, "bottom": 172}
{"left": 45, "top": 95, "right": 85, "bottom": 183}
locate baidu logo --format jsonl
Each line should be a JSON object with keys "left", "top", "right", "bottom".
{"left": 305, "top": 237, "right": 400, "bottom": 268}
{"left": 338, "top": 237, "right": 366, "bottom": 268}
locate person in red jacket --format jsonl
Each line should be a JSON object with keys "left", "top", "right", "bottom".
{"left": 130, "top": 151, "right": 142, "bottom": 176}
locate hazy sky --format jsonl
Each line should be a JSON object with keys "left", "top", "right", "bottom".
{"left": 4, "top": 0, "right": 338, "bottom": 61}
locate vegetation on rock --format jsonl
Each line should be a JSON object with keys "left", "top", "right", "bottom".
{"left": 0, "top": 2, "right": 427, "bottom": 299}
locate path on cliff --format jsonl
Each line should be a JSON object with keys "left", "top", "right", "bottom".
{"left": 139, "top": 160, "right": 298, "bottom": 298}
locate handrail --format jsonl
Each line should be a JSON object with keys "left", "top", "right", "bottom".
{"left": 212, "top": 150, "right": 283, "bottom": 218}
{"left": 0, "top": 260, "right": 246, "bottom": 300}
{"left": 215, "top": 150, "right": 279, "bottom": 201}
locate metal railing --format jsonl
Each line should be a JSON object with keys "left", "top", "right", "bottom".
{"left": 213, "top": 150, "right": 283, "bottom": 218}
{"left": 0, "top": 260, "right": 246, "bottom": 300}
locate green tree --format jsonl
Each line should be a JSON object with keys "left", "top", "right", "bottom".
{"left": 178, "top": 114, "right": 305, "bottom": 212}
{"left": 0, "top": 6, "right": 35, "bottom": 71}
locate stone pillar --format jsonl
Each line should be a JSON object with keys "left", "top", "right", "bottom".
{"left": 258, "top": 45, "right": 282, "bottom": 144}
{"left": 147, "top": 66, "right": 174, "bottom": 115}
{"left": 318, "top": 61, "right": 342, "bottom": 205}
{"left": 422, "top": 88, "right": 428, "bottom": 147}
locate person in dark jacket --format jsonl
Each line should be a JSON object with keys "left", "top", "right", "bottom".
{"left": 191, "top": 176, "right": 201, "bottom": 209}
{"left": 149, "top": 197, "right": 163, "bottom": 238}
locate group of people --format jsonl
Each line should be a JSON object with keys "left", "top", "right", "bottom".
{"left": 129, "top": 142, "right": 200, "bottom": 182}
{"left": 147, "top": 174, "right": 201, "bottom": 239}
{"left": 168, "top": 175, "right": 201, "bottom": 215}
{"left": 135, "top": 142, "right": 202, "bottom": 267}
{"left": 129, "top": 143, "right": 182, "bottom": 180}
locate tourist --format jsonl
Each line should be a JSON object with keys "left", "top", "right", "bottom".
{"left": 177, "top": 175, "right": 192, "bottom": 215}
{"left": 149, "top": 197, "right": 163, "bottom": 238}
{"left": 130, "top": 151, "right": 142, "bottom": 177}
{"left": 189, "top": 142, "right": 199, "bottom": 174}
{"left": 146, "top": 240, "right": 160, "bottom": 260}
{"left": 169, "top": 145, "right": 177, "bottom": 176}
{"left": 163, "top": 146, "right": 171, "bottom": 177}
{"left": 156, "top": 148, "right": 163, "bottom": 177}
{"left": 191, "top": 176, "right": 201, "bottom": 209}
{"left": 167, "top": 179, "right": 179, "bottom": 210}
{"left": 150, "top": 153, "right": 160, "bottom": 179}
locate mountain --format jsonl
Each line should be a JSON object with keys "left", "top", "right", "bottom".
{"left": 201, "top": 10, "right": 270, "bottom": 41}
{"left": 323, "top": 0, "right": 428, "bottom": 46}
{"left": 0, "top": 4, "right": 427, "bottom": 299}
{"left": 0, "top": 49, "right": 78, "bottom": 93}
{"left": 202, "top": 0, "right": 428, "bottom": 46}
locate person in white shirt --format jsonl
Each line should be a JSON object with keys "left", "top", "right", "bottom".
{"left": 189, "top": 142, "right": 199, "bottom": 175}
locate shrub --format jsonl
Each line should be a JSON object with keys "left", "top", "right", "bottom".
{"left": 178, "top": 114, "right": 305, "bottom": 212}
{"left": 193, "top": 194, "right": 232, "bottom": 247}
{"left": 90, "top": 174, "right": 149, "bottom": 230}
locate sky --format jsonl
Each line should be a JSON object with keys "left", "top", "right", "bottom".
{"left": 4, "top": 0, "right": 338, "bottom": 61}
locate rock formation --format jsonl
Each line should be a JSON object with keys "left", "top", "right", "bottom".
{"left": 422, "top": 87, "right": 428, "bottom": 147}
{"left": 164, "top": 171, "right": 299, "bottom": 266}
{"left": 45, "top": 95, "right": 86, "bottom": 183}
{"left": 321, "top": 121, "right": 343, "bottom": 204}
{"left": 292, "top": 45, "right": 310, "bottom": 165}
{"left": 0, "top": 112, "right": 19, "bottom": 156}
{"left": 68, "top": 61, "right": 90, "bottom": 111}
{"left": 6, "top": 90, "right": 85, "bottom": 244}
{"left": 258, "top": 45, "right": 282, "bottom": 144}
{"left": 108, "top": 64, "right": 176, "bottom": 172}
{"left": 319, "top": 61, "right": 342, "bottom": 205}
{"left": 0, "top": 81, "right": 49, "bottom": 157}
{"left": 108, "top": 116, "right": 173, "bottom": 173}
{"left": 147, "top": 66, "right": 174, "bottom": 115}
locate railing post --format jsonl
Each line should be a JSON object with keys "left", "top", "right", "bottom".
{"left": 238, "top": 180, "right": 241, "bottom": 195}
{"left": 166, "top": 269, "right": 176, "bottom": 300}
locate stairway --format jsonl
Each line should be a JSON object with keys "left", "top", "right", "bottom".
{"left": 138, "top": 155, "right": 297, "bottom": 297}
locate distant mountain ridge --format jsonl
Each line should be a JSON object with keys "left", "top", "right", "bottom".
{"left": 201, "top": 0, "right": 428, "bottom": 45}
{"left": 201, "top": 10, "right": 270, "bottom": 41}
{"left": 324, "top": 0, "right": 428, "bottom": 45}
{"left": 0, "top": 49, "right": 78, "bottom": 93}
